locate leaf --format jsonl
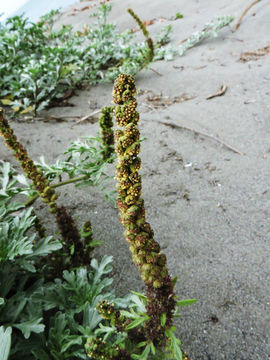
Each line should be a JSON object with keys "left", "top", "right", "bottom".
{"left": 14, "top": 174, "right": 30, "bottom": 187}
{"left": 173, "top": 342, "right": 183, "bottom": 360}
{"left": 0, "top": 297, "right": 5, "bottom": 306}
{"left": 172, "top": 336, "right": 182, "bottom": 360}
{"left": 137, "top": 341, "right": 147, "bottom": 348}
{"left": 20, "top": 106, "right": 34, "bottom": 114}
{"left": 136, "top": 344, "right": 151, "bottom": 360}
{"left": 150, "top": 341, "right": 156, "bottom": 355}
{"left": 14, "top": 317, "right": 45, "bottom": 339}
{"left": 130, "top": 294, "right": 146, "bottom": 313}
{"left": 130, "top": 290, "right": 147, "bottom": 300}
{"left": 172, "top": 276, "right": 178, "bottom": 286}
{"left": 167, "top": 330, "right": 182, "bottom": 360}
{"left": 161, "top": 312, "right": 166, "bottom": 327}
{"left": 30, "top": 236, "right": 62, "bottom": 257}
{"left": 0, "top": 99, "right": 12, "bottom": 105}
{"left": 120, "top": 310, "right": 137, "bottom": 319}
{"left": 82, "top": 302, "right": 102, "bottom": 331}
{"left": 175, "top": 12, "right": 184, "bottom": 19}
{"left": 176, "top": 299, "right": 196, "bottom": 307}
{"left": 61, "top": 335, "right": 82, "bottom": 353}
{"left": 31, "top": 349, "right": 51, "bottom": 360}
{"left": 125, "top": 316, "right": 146, "bottom": 330}
{"left": 0, "top": 326, "right": 12, "bottom": 360}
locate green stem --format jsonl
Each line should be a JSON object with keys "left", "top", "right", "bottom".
{"left": 25, "top": 175, "right": 88, "bottom": 206}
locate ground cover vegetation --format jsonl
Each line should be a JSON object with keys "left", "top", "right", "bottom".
{"left": 0, "top": 3, "right": 233, "bottom": 114}
{"left": 0, "top": 75, "right": 196, "bottom": 359}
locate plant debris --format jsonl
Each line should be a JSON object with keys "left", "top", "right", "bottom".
{"left": 233, "top": 0, "right": 261, "bottom": 32}
{"left": 139, "top": 90, "right": 195, "bottom": 110}
{"left": 206, "top": 84, "right": 227, "bottom": 100}
{"left": 238, "top": 45, "right": 270, "bottom": 62}
{"left": 155, "top": 120, "right": 245, "bottom": 155}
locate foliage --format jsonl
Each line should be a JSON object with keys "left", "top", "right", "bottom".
{"left": 155, "top": 15, "right": 234, "bottom": 61}
{"left": 0, "top": 326, "right": 12, "bottom": 360}
{"left": 0, "top": 97, "right": 196, "bottom": 359}
{"left": 0, "top": 3, "right": 233, "bottom": 115}
{"left": 0, "top": 4, "right": 152, "bottom": 113}
{"left": 175, "top": 13, "right": 184, "bottom": 19}
{"left": 85, "top": 291, "right": 196, "bottom": 360}
{"left": 0, "top": 122, "right": 125, "bottom": 359}
{"left": 0, "top": 185, "right": 129, "bottom": 359}
{"left": 36, "top": 135, "right": 117, "bottom": 201}
{"left": 0, "top": 133, "right": 116, "bottom": 207}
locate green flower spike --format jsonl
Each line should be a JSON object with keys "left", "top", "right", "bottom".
{"left": 127, "top": 8, "right": 154, "bottom": 63}
{"left": 99, "top": 106, "right": 115, "bottom": 161}
{"left": 0, "top": 108, "right": 58, "bottom": 212}
{"left": 0, "top": 108, "right": 89, "bottom": 269}
{"left": 85, "top": 335, "right": 128, "bottom": 360}
{"left": 113, "top": 74, "right": 176, "bottom": 345}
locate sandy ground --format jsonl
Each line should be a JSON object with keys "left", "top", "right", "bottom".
{"left": 1, "top": 1, "right": 270, "bottom": 359}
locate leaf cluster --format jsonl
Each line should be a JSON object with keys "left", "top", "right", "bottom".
{"left": 0, "top": 148, "right": 124, "bottom": 359}
{"left": 0, "top": 4, "right": 152, "bottom": 114}
{"left": 0, "top": 198, "right": 128, "bottom": 360}
{"left": 86, "top": 291, "right": 196, "bottom": 360}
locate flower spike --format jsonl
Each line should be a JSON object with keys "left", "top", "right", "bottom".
{"left": 113, "top": 74, "right": 176, "bottom": 344}
{"left": 0, "top": 108, "right": 90, "bottom": 269}
{"left": 99, "top": 106, "right": 115, "bottom": 161}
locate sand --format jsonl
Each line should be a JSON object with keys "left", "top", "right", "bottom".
{"left": 1, "top": 1, "right": 270, "bottom": 359}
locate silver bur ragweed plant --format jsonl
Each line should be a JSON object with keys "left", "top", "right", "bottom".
{"left": 1, "top": 72, "right": 197, "bottom": 359}
{"left": 113, "top": 74, "right": 176, "bottom": 343}
{"left": 0, "top": 3, "right": 233, "bottom": 115}
{"left": 84, "top": 75, "right": 196, "bottom": 360}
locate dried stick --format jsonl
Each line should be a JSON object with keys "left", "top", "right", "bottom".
{"left": 149, "top": 67, "right": 163, "bottom": 77}
{"left": 76, "top": 109, "right": 101, "bottom": 124}
{"left": 233, "top": 0, "right": 262, "bottom": 32}
{"left": 156, "top": 120, "right": 245, "bottom": 155}
{"left": 206, "top": 84, "right": 227, "bottom": 100}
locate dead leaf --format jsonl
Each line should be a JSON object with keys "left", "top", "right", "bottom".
{"left": 20, "top": 106, "right": 34, "bottom": 114}
{"left": 79, "top": 6, "right": 91, "bottom": 11}
{"left": 193, "top": 65, "right": 207, "bottom": 70}
{"left": 144, "top": 20, "right": 154, "bottom": 26}
{"left": 239, "top": 45, "right": 270, "bottom": 62}
{"left": 206, "top": 84, "right": 227, "bottom": 100}
{"left": 142, "top": 92, "right": 195, "bottom": 109}
{"left": 0, "top": 99, "right": 12, "bottom": 105}
{"left": 173, "top": 65, "right": 184, "bottom": 71}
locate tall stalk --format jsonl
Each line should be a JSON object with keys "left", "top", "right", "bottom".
{"left": 127, "top": 8, "right": 154, "bottom": 63}
{"left": 112, "top": 74, "right": 176, "bottom": 344}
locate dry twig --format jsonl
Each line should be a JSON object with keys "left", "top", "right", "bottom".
{"left": 149, "top": 67, "right": 163, "bottom": 76}
{"left": 233, "top": 0, "right": 262, "bottom": 32}
{"left": 206, "top": 84, "right": 227, "bottom": 100}
{"left": 75, "top": 109, "right": 101, "bottom": 124}
{"left": 156, "top": 120, "right": 245, "bottom": 155}
{"left": 239, "top": 45, "right": 270, "bottom": 62}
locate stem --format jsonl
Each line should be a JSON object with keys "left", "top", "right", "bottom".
{"left": 233, "top": 0, "right": 261, "bottom": 32}
{"left": 113, "top": 74, "right": 176, "bottom": 345}
{"left": 25, "top": 175, "right": 88, "bottom": 206}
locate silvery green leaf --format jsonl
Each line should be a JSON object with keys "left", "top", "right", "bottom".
{"left": 0, "top": 326, "right": 12, "bottom": 360}
{"left": 14, "top": 318, "right": 44, "bottom": 339}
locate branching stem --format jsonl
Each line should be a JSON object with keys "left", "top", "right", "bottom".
{"left": 25, "top": 175, "right": 88, "bottom": 206}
